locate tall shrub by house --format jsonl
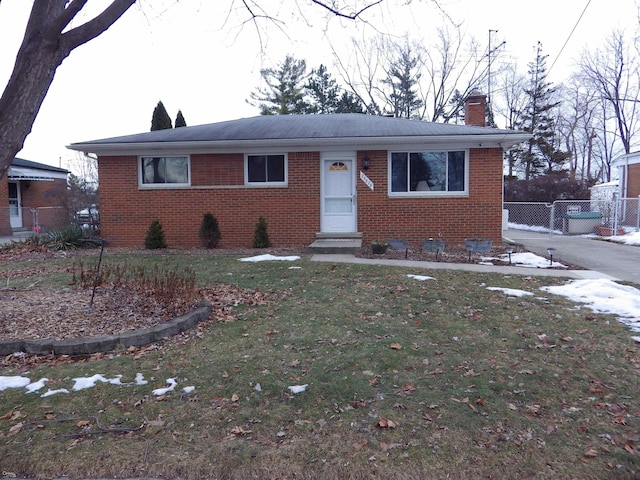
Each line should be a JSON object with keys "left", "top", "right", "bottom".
{"left": 145, "top": 219, "right": 167, "bottom": 249}
{"left": 199, "top": 213, "right": 221, "bottom": 248}
{"left": 253, "top": 216, "right": 271, "bottom": 248}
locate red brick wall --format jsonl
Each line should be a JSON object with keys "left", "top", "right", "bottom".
{"left": 356, "top": 148, "right": 503, "bottom": 247}
{"left": 628, "top": 163, "right": 640, "bottom": 198}
{"left": 99, "top": 153, "right": 321, "bottom": 248}
{"left": 98, "top": 148, "right": 504, "bottom": 248}
{"left": 0, "top": 177, "right": 67, "bottom": 235}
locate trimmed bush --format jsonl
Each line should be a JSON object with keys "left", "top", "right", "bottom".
{"left": 145, "top": 219, "right": 167, "bottom": 249}
{"left": 199, "top": 213, "right": 221, "bottom": 248}
{"left": 253, "top": 216, "right": 271, "bottom": 248}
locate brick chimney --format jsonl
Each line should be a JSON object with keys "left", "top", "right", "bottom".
{"left": 465, "top": 90, "right": 487, "bottom": 126}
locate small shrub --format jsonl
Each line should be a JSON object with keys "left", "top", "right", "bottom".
{"left": 199, "top": 213, "right": 221, "bottom": 248}
{"left": 253, "top": 216, "right": 271, "bottom": 248}
{"left": 145, "top": 219, "right": 167, "bottom": 249}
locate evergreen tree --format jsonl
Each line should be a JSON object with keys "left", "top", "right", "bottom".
{"left": 515, "top": 43, "right": 570, "bottom": 179}
{"left": 305, "top": 64, "right": 340, "bottom": 113}
{"left": 250, "top": 55, "right": 309, "bottom": 115}
{"left": 175, "top": 110, "right": 187, "bottom": 128}
{"left": 151, "top": 101, "right": 172, "bottom": 131}
{"left": 334, "top": 91, "right": 366, "bottom": 113}
{"left": 382, "top": 42, "right": 423, "bottom": 118}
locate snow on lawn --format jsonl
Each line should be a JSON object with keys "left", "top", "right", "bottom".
{"left": 605, "top": 230, "right": 640, "bottom": 246}
{"left": 239, "top": 254, "right": 300, "bottom": 262}
{"left": 486, "top": 287, "right": 534, "bottom": 297}
{"left": 541, "top": 279, "right": 640, "bottom": 336}
{"left": 482, "top": 251, "right": 567, "bottom": 269}
{"left": 508, "top": 222, "right": 563, "bottom": 235}
{"left": 407, "top": 274, "right": 435, "bottom": 281}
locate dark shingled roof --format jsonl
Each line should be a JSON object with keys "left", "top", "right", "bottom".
{"left": 12, "top": 157, "right": 67, "bottom": 173}
{"left": 71, "top": 114, "right": 524, "bottom": 145}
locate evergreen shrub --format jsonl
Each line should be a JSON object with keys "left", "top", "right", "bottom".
{"left": 199, "top": 213, "right": 221, "bottom": 248}
{"left": 253, "top": 216, "right": 271, "bottom": 248}
{"left": 145, "top": 219, "right": 167, "bottom": 249}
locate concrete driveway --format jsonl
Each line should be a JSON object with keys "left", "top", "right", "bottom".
{"left": 504, "top": 229, "right": 640, "bottom": 285}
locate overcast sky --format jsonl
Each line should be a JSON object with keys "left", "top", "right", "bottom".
{"left": 1, "top": 0, "right": 638, "bottom": 170}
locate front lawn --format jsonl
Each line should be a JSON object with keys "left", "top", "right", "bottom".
{"left": 1, "top": 249, "right": 638, "bottom": 479}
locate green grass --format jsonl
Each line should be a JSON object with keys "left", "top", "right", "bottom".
{"left": 1, "top": 250, "right": 639, "bottom": 479}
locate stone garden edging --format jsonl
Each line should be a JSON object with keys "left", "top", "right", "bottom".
{"left": 0, "top": 300, "right": 213, "bottom": 356}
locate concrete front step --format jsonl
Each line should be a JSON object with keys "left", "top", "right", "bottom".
{"left": 308, "top": 234, "right": 363, "bottom": 254}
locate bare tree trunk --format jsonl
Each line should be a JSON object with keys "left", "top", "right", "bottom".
{"left": 0, "top": 0, "right": 136, "bottom": 179}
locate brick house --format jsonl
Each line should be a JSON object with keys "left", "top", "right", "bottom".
{"left": 612, "top": 152, "right": 640, "bottom": 199}
{"left": 68, "top": 93, "right": 529, "bottom": 249}
{"left": 0, "top": 158, "right": 68, "bottom": 236}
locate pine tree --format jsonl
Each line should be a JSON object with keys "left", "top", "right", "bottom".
{"left": 334, "top": 91, "right": 366, "bottom": 114}
{"left": 174, "top": 110, "right": 187, "bottom": 128}
{"left": 305, "top": 64, "right": 340, "bottom": 113}
{"left": 250, "top": 56, "right": 309, "bottom": 115}
{"left": 151, "top": 101, "right": 172, "bottom": 131}
{"left": 516, "top": 43, "right": 570, "bottom": 179}
{"left": 382, "top": 42, "right": 423, "bottom": 119}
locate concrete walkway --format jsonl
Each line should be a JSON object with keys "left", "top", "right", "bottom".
{"left": 311, "top": 253, "right": 617, "bottom": 281}
{"left": 312, "top": 228, "right": 640, "bottom": 284}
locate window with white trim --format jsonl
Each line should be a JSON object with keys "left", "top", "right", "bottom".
{"left": 246, "top": 154, "right": 287, "bottom": 185}
{"left": 140, "top": 156, "right": 190, "bottom": 186}
{"left": 390, "top": 150, "right": 467, "bottom": 195}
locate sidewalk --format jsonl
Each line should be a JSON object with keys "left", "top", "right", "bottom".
{"left": 310, "top": 253, "right": 617, "bottom": 280}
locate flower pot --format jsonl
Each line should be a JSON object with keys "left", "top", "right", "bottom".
{"left": 595, "top": 225, "right": 625, "bottom": 236}
{"left": 371, "top": 242, "right": 389, "bottom": 254}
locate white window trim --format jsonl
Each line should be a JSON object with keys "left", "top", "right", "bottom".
{"left": 138, "top": 155, "right": 191, "bottom": 188}
{"left": 387, "top": 149, "right": 469, "bottom": 198}
{"left": 244, "top": 153, "right": 288, "bottom": 186}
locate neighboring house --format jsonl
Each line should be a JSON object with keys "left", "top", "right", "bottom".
{"left": 612, "top": 151, "right": 640, "bottom": 199}
{"left": 68, "top": 93, "right": 529, "bottom": 249}
{"left": 0, "top": 158, "right": 69, "bottom": 236}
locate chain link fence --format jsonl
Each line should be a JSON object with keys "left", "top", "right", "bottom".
{"left": 504, "top": 197, "right": 640, "bottom": 236}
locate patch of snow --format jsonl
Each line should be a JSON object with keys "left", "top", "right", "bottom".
{"left": 239, "top": 254, "right": 300, "bottom": 262}
{"left": 541, "top": 279, "right": 640, "bottom": 332}
{"left": 606, "top": 231, "right": 640, "bottom": 246}
{"left": 508, "top": 222, "right": 563, "bottom": 235}
{"left": 182, "top": 386, "right": 196, "bottom": 394}
{"left": 0, "top": 376, "right": 31, "bottom": 391}
{"left": 288, "top": 384, "right": 308, "bottom": 394}
{"left": 41, "top": 388, "right": 69, "bottom": 397}
{"left": 494, "top": 252, "right": 567, "bottom": 269}
{"left": 135, "top": 373, "right": 148, "bottom": 385}
{"left": 407, "top": 274, "right": 434, "bottom": 281}
{"left": 72, "top": 374, "right": 122, "bottom": 391}
{"left": 25, "top": 378, "right": 48, "bottom": 394}
{"left": 487, "top": 287, "right": 534, "bottom": 297}
{"left": 152, "top": 378, "right": 178, "bottom": 396}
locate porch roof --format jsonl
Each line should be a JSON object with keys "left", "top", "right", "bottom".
{"left": 9, "top": 158, "right": 68, "bottom": 181}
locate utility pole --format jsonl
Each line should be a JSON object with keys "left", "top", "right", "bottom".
{"left": 487, "top": 29, "right": 505, "bottom": 127}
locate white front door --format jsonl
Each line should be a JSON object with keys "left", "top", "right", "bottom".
{"left": 321, "top": 157, "right": 356, "bottom": 232}
{"left": 8, "top": 182, "right": 22, "bottom": 229}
